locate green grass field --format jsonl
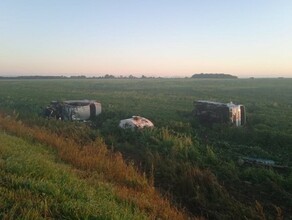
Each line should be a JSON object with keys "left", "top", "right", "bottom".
{"left": 0, "top": 131, "right": 148, "bottom": 219}
{"left": 0, "top": 78, "right": 291, "bottom": 219}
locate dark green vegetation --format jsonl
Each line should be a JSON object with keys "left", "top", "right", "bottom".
{"left": 191, "top": 73, "right": 238, "bottom": 79}
{"left": 0, "top": 78, "right": 291, "bottom": 219}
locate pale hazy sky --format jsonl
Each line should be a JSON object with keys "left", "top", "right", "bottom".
{"left": 1, "top": 0, "right": 292, "bottom": 78}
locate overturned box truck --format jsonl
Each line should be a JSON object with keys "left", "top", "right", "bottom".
{"left": 43, "top": 100, "right": 101, "bottom": 121}
{"left": 194, "top": 100, "right": 246, "bottom": 126}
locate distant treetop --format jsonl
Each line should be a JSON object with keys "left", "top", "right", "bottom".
{"left": 191, "top": 73, "right": 238, "bottom": 79}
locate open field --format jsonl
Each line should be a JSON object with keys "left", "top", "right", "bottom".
{"left": 0, "top": 78, "right": 291, "bottom": 219}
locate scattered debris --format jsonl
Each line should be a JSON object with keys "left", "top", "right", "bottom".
{"left": 42, "top": 100, "right": 101, "bottom": 121}
{"left": 194, "top": 100, "right": 246, "bottom": 126}
{"left": 238, "top": 157, "right": 289, "bottom": 170}
{"left": 119, "top": 116, "right": 154, "bottom": 129}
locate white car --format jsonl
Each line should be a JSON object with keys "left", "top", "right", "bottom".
{"left": 43, "top": 100, "right": 101, "bottom": 121}
{"left": 119, "top": 116, "right": 154, "bottom": 129}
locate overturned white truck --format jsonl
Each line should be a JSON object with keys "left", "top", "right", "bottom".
{"left": 194, "top": 100, "right": 246, "bottom": 126}
{"left": 43, "top": 100, "right": 101, "bottom": 121}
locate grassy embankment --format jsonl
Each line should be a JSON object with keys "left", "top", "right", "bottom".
{"left": 0, "top": 114, "right": 190, "bottom": 219}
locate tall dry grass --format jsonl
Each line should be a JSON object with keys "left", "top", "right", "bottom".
{"left": 0, "top": 114, "right": 196, "bottom": 219}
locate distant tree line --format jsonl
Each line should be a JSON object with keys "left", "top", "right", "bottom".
{"left": 92, "top": 74, "right": 159, "bottom": 79}
{"left": 0, "top": 74, "right": 160, "bottom": 80}
{"left": 191, "top": 73, "right": 238, "bottom": 79}
{"left": 0, "top": 75, "right": 68, "bottom": 80}
{"left": 0, "top": 73, "right": 238, "bottom": 80}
